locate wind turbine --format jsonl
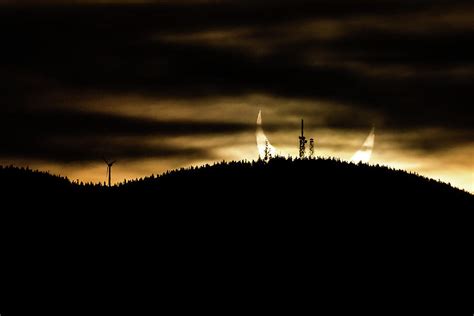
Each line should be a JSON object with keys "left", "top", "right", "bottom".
{"left": 103, "top": 158, "right": 116, "bottom": 187}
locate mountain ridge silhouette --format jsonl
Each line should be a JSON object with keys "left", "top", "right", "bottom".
{"left": 1, "top": 157, "right": 471, "bottom": 209}
{"left": 1, "top": 158, "right": 470, "bottom": 316}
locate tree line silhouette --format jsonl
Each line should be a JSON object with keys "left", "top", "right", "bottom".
{"left": 1, "top": 157, "right": 472, "bottom": 209}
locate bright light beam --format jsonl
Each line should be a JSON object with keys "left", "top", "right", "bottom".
{"left": 351, "top": 127, "right": 375, "bottom": 163}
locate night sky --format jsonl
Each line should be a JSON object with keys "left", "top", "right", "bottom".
{"left": 0, "top": 0, "right": 472, "bottom": 191}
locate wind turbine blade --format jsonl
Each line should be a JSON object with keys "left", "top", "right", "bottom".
{"left": 255, "top": 110, "right": 277, "bottom": 158}
{"left": 351, "top": 127, "right": 375, "bottom": 163}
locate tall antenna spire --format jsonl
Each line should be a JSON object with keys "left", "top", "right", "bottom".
{"left": 299, "top": 119, "right": 307, "bottom": 158}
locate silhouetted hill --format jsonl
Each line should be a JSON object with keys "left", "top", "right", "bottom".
{"left": 1, "top": 158, "right": 471, "bottom": 316}
{"left": 115, "top": 157, "right": 472, "bottom": 209}
{"left": 1, "top": 158, "right": 472, "bottom": 209}
{"left": 0, "top": 165, "right": 72, "bottom": 190}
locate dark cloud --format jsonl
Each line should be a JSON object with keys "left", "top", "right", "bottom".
{"left": 0, "top": 109, "right": 251, "bottom": 162}
{"left": 395, "top": 129, "right": 474, "bottom": 154}
{"left": 0, "top": 109, "right": 252, "bottom": 137}
{"left": 0, "top": 135, "right": 210, "bottom": 163}
{"left": 327, "top": 30, "right": 474, "bottom": 66}
{"left": 1, "top": 1, "right": 462, "bottom": 28}
{"left": 0, "top": 0, "right": 472, "bottom": 164}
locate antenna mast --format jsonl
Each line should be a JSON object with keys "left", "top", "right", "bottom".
{"left": 264, "top": 140, "right": 270, "bottom": 162}
{"left": 309, "top": 138, "right": 314, "bottom": 158}
{"left": 299, "top": 119, "right": 307, "bottom": 158}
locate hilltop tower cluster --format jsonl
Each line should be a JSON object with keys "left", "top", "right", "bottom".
{"left": 299, "top": 119, "right": 315, "bottom": 158}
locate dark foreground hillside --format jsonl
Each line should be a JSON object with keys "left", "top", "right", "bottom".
{"left": 116, "top": 157, "right": 472, "bottom": 209}
{"left": 1, "top": 157, "right": 471, "bottom": 209}
{"left": 0, "top": 159, "right": 472, "bottom": 316}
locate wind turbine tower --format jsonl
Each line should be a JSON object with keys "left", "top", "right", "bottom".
{"left": 103, "top": 158, "right": 116, "bottom": 187}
